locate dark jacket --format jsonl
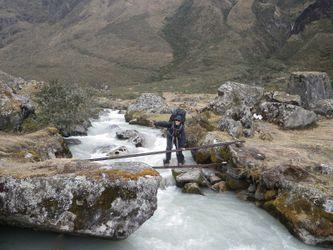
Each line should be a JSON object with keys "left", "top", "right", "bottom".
{"left": 154, "top": 121, "right": 186, "bottom": 148}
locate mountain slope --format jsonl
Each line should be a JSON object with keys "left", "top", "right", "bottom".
{"left": 0, "top": 0, "right": 332, "bottom": 91}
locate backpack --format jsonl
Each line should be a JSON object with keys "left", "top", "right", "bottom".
{"left": 169, "top": 108, "right": 186, "bottom": 124}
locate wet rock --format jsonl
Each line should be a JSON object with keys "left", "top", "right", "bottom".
{"left": 209, "top": 175, "right": 222, "bottom": 185}
{"left": 116, "top": 130, "right": 145, "bottom": 147}
{"left": 260, "top": 102, "right": 317, "bottom": 129}
{"left": 207, "top": 82, "right": 264, "bottom": 115}
{"left": 0, "top": 159, "right": 161, "bottom": 239}
{"left": 64, "top": 138, "right": 82, "bottom": 146}
{"left": 107, "top": 146, "right": 129, "bottom": 157}
{"left": 182, "top": 183, "right": 203, "bottom": 195}
{"left": 310, "top": 99, "right": 333, "bottom": 118}
{"left": 0, "top": 81, "right": 35, "bottom": 131}
{"left": 172, "top": 169, "right": 204, "bottom": 188}
{"left": 211, "top": 181, "right": 227, "bottom": 192}
{"left": 61, "top": 120, "right": 91, "bottom": 137}
{"left": 265, "top": 91, "right": 301, "bottom": 105}
{"left": 288, "top": 72, "right": 333, "bottom": 108}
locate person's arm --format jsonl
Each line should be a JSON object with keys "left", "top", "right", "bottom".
{"left": 154, "top": 121, "right": 171, "bottom": 128}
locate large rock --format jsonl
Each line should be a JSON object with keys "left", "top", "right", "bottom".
{"left": 261, "top": 165, "right": 333, "bottom": 247}
{"left": 0, "top": 159, "right": 161, "bottom": 239}
{"left": 310, "top": 99, "right": 333, "bottom": 118}
{"left": 127, "top": 93, "right": 170, "bottom": 114}
{"left": 288, "top": 72, "right": 333, "bottom": 108}
{"left": 172, "top": 169, "right": 205, "bottom": 188}
{"left": 207, "top": 82, "right": 264, "bottom": 115}
{"left": 116, "top": 130, "right": 145, "bottom": 147}
{"left": 0, "top": 81, "right": 35, "bottom": 131}
{"left": 191, "top": 131, "right": 232, "bottom": 164}
{"left": 265, "top": 91, "right": 301, "bottom": 106}
{"left": 260, "top": 102, "right": 317, "bottom": 129}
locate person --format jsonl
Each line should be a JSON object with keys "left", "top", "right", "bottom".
{"left": 153, "top": 115, "right": 186, "bottom": 166}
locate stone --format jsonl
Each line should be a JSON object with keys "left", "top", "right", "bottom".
{"left": 64, "top": 138, "right": 82, "bottom": 146}
{"left": 0, "top": 160, "right": 161, "bottom": 239}
{"left": 265, "top": 91, "right": 301, "bottom": 105}
{"left": 0, "top": 81, "right": 35, "bottom": 131}
{"left": 212, "top": 181, "right": 227, "bottom": 192}
{"left": 288, "top": 72, "right": 333, "bottom": 108}
{"left": 173, "top": 169, "right": 204, "bottom": 188}
{"left": 259, "top": 102, "right": 317, "bottom": 129}
{"left": 219, "top": 118, "right": 243, "bottom": 138}
{"left": 127, "top": 93, "right": 170, "bottom": 114}
{"left": 209, "top": 175, "right": 222, "bottom": 185}
{"left": 116, "top": 130, "right": 139, "bottom": 140}
{"left": 182, "top": 183, "right": 203, "bottom": 195}
{"left": 116, "top": 130, "right": 145, "bottom": 147}
{"left": 191, "top": 131, "right": 231, "bottom": 164}
{"left": 310, "top": 99, "right": 333, "bottom": 118}
{"left": 207, "top": 81, "right": 264, "bottom": 115}
{"left": 281, "top": 105, "right": 317, "bottom": 129}
{"left": 107, "top": 146, "right": 129, "bottom": 157}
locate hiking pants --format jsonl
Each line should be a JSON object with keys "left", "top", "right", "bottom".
{"left": 165, "top": 135, "right": 185, "bottom": 164}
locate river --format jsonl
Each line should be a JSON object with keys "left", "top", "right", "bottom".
{"left": 0, "top": 110, "right": 323, "bottom": 250}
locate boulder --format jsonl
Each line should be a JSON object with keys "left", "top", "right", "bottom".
{"left": 116, "top": 130, "right": 139, "bottom": 140}
{"left": 182, "top": 183, "right": 203, "bottom": 195}
{"left": 107, "top": 146, "right": 129, "bottom": 157}
{"left": 0, "top": 81, "right": 35, "bottom": 131}
{"left": 265, "top": 91, "right": 301, "bottom": 106}
{"left": 64, "top": 138, "right": 82, "bottom": 146}
{"left": 0, "top": 160, "right": 160, "bottom": 239}
{"left": 212, "top": 181, "right": 227, "bottom": 192}
{"left": 207, "top": 82, "right": 264, "bottom": 115}
{"left": 191, "top": 131, "right": 232, "bottom": 164}
{"left": 116, "top": 130, "right": 145, "bottom": 147}
{"left": 126, "top": 93, "right": 169, "bottom": 118}
{"left": 218, "top": 105, "right": 256, "bottom": 138}
{"left": 261, "top": 164, "right": 333, "bottom": 246}
{"left": 310, "top": 99, "right": 333, "bottom": 118}
{"left": 172, "top": 169, "right": 205, "bottom": 188}
{"left": 288, "top": 72, "right": 333, "bottom": 108}
{"left": 219, "top": 118, "right": 243, "bottom": 138}
{"left": 260, "top": 102, "right": 317, "bottom": 129}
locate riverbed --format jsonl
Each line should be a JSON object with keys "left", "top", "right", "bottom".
{"left": 0, "top": 110, "right": 323, "bottom": 250}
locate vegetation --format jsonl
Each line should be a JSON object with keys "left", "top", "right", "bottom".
{"left": 22, "top": 80, "right": 96, "bottom": 135}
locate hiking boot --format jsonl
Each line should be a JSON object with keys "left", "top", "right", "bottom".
{"left": 163, "top": 159, "right": 170, "bottom": 166}
{"left": 178, "top": 162, "right": 185, "bottom": 167}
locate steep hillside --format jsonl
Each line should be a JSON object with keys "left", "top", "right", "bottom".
{"left": 0, "top": 0, "right": 332, "bottom": 91}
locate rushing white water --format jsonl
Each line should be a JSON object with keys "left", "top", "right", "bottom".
{"left": 0, "top": 110, "right": 323, "bottom": 250}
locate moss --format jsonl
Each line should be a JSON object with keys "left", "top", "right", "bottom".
{"left": 69, "top": 186, "right": 137, "bottom": 231}
{"left": 86, "top": 168, "right": 159, "bottom": 181}
{"left": 264, "top": 192, "right": 333, "bottom": 238}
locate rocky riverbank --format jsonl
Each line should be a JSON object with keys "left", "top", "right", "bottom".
{"left": 0, "top": 73, "right": 162, "bottom": 239}
{"left": 120, "top": 71, "right": 333, "bottom": 247}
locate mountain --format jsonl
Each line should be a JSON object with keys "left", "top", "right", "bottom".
{"left": 0, "top": 0, "right": 332, "bottom": 91}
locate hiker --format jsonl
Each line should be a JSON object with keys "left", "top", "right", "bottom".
{"left": 153, "top": 110, "right": 186, "bottom": 166}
